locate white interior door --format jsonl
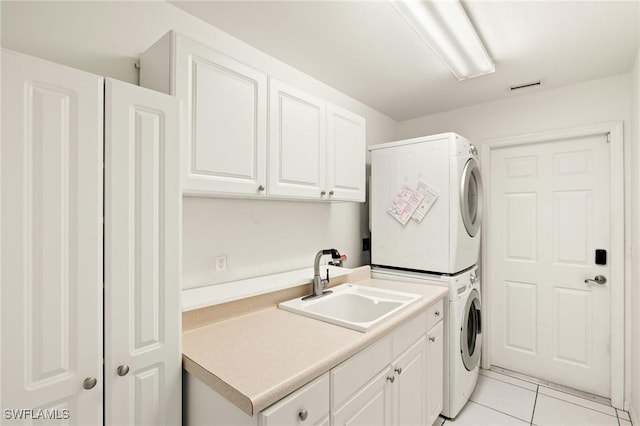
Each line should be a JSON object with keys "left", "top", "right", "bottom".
{"left": 1, "top": 49, "right": 104, "bottom": 424}
{"left": 104, "top": 79, "right": 181, "bottom": 425}
{"left": 490, "top": 133, "right": 611, "bottom": 396}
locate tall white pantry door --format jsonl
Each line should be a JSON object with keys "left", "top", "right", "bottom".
{"left": 104, "top": 79, "right": 181, "bottom": 425}
{"left": 1, "top": 50, "right": 104, "bottom": 423}
{"left": 490, "top": 134, "right": 611, "bottom": 397}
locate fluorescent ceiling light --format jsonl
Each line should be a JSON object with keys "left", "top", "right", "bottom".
{"left": 391, "top": 0, "right": 495, "bottom": 80}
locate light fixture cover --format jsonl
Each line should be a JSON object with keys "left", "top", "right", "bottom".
{"left": 391, "top": 0, "right": 495, "bottom": 80}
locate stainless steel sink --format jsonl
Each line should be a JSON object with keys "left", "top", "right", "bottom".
{"left": 278, "top": 284, "right": 423, "bottom": 332}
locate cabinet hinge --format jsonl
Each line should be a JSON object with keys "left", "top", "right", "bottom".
{"left": 606, "top": 133, "right": 611, "bottom": 143}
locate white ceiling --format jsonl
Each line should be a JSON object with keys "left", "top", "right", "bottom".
{"left": 171, "top": 1, "right": 640, "bottom": 121}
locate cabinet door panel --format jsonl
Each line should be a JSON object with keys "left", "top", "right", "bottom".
{"left": 175, "top": 35, "right": 267, "bottom": 196}
{"left": 326, "top": 103, "right": 366, "bottom": 202}
{"left": 426, "top": 321, "right": 444, "bottom": 425}
{"left": 393, "top": 336, "right": 427, "bottom": 426}
{"left": 1, "top": 49, "right": 104, "bottom": 425}
{"left": 104, "top": 79, "right": 181, "bottom": 425}
{"left": 333, "top": 367, "right": 392, "bottom": 426}
{"left": 269, "top": 79, "right": 326, "bottom": 199}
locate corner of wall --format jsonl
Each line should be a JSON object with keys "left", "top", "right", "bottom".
{"left": 630, "top": 45, "right": 640, "bottom": 424}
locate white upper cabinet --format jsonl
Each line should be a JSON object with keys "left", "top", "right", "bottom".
{"left": 269, "top": 78, "right": 326, "bottom": 199}
{"left": 141, "top": 32, "right": 268, "bottom": 197}
{"left": 141, "top": 31, "right": 366, "bottom": 202}
{"left": 326, "top": 103, "right": 366, "bottom": 202}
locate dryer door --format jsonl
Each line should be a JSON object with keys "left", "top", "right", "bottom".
{"left": 461, "top": 289, "right": 482, "bottom": 371}
{"left": 460, "top": 157, "right": 483, "bottom": 237}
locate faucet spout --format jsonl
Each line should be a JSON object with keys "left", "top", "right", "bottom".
{"left": 304, "top": 248, "right": 342, "bottom": 300}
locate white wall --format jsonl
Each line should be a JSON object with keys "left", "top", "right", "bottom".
{"left": 0, "top": 1, "right": 398, "bottom": 288}
{"left": 398, "top": 74, "right": 635, "bottom": 408}
{"left": 630, "top": 47, "right": 640, "bottom": 425}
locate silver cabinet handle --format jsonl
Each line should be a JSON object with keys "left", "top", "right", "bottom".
{"left": 394, "top": 367, "right": 403, "bottom": 375}
{"left": 585, "top": 275, "right": 607, "bottom": 285}
{"left": 117, "top": 365, "right": 130, "bottom": 376}
{"left": 387, "top": 375, "right": 395, "bottom": 383}
{"left": 83, "top": 377, "right": 97, "bottom": 390}
{"left": 298, "top": 409, "right": 308, "bottom": 421}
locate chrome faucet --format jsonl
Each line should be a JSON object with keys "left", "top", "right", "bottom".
{"left": 303, "top": 249, "right": 342, "bottom": 300}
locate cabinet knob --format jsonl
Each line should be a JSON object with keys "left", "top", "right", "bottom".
{"left": 320, "top": 191, "right": 326, "bottom": 196}
{"left": 83, "top": 377, "right": 97, "bottom": 390}
{"left": 429, "top": 336, "right": 436, "bottom": 342}
{"left": 258, "top": 185, "right": 265, "bottom": 191}
{"left": 387, "top": 375, "right": 395, "bottom": 383}
{"left": 329, "top": 190, "right": 334, "bottom": 196}
{"left": 435, "top": 310, "right": 441, "bottom": 317}
{"left": 298, "top": 409, "right": 308, "bottom": 421}
{"left": 394, "top": 367, "right": 403, "bottom": 375}
{"left": 117, "top": 365, "right": 130, "bottom": 376}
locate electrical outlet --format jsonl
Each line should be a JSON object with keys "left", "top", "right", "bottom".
{"left": 215, "top": 255, "right": 227, "bottom": 272}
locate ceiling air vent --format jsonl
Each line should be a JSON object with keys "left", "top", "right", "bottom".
{"left": 510, "top": 80, "right": 542, "bottom": 91}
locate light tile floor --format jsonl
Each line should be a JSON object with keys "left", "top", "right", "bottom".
{"left": 434, "top": 369, "right": 633, "bottom": 426}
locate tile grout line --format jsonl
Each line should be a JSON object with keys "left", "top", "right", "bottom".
{"left": 530, "top": 385, "right": 539, "bottom": 426}
{"left": 540, "top": 392, "right": 619, "bottom": 419}
{"left": 617, "top": 408, "right": 621, "bottom": 426}
{"left": 466, "top": 400, "right": 532, "bottom": 424}
{"left": 479, "top": 372, "right": 539, "bottom": 393}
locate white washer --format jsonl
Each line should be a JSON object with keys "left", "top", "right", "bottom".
{"left": 371, "top": 265, "right": 482, "bottom": 419}
{"left": 369, "top": 132, "right": 483, "bottom": 274}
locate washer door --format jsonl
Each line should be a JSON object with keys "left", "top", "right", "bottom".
{"left": 460, "top": 157, "right": 483, "bottom": 237}
{"left": 460, "top": 289, "right": 482, "bottom": 371}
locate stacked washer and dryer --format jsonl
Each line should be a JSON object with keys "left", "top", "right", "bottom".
{"left": 369, "top": 132, "right": 483, "bottom": 419}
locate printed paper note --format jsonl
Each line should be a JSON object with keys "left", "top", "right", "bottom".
{"left": 387, "top": 185, "right": 425, "bottom": 225}
{"left": 412, "top": 180, "right": 439, "bottom": 223}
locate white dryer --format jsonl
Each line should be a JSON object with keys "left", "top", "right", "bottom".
{"left": 371, "top": 265, "right": 482, "bottom": 419}
{"left": 369, "top": 132, "right": 483, "bottom": 274}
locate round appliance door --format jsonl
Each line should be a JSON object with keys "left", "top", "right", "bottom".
{"left": 460, "top": 157, "right": 483, "bottom": 237}
{"left": 460, "top": 289, "right": 482, "bottom": 371}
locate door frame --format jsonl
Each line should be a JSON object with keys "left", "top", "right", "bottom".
{"left": 479, "top": 122, "right": 624, "bottom": 408}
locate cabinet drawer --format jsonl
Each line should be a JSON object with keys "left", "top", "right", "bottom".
{"left": 426, "top": 299, "right": 444, "bottom": 331}
{"left": 331, "top": 334, "right": 392, "bottom": 408}
{"left": 259, "top": 373, "right": 329, "bottom": 426}
{"left": 392, "top": 311, "right": 427, "bottom": 360}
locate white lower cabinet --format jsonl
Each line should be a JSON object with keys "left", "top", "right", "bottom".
{"left": 426, "top": 321, "right": 444, "bottom": 425}
{"left": 393, "top": 336, "right": 428, "bottom": 426}
{"left": 259, "top": 374, "right": 330, "bottom": 426}
{"left": 1, "top": 49, "right": 181, "bottom": 425}
{"left": 333, "top": 367, "right": 393, "bottom": 426}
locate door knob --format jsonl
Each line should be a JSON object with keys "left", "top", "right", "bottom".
{"left": 585, "top": 275, "right": 607, "bottom": 285}
{"left": 117, "top": 365, "right": 130, "bottom": 376}
{"left": 83, "top": 377, "right": 97, "bottom": 390}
